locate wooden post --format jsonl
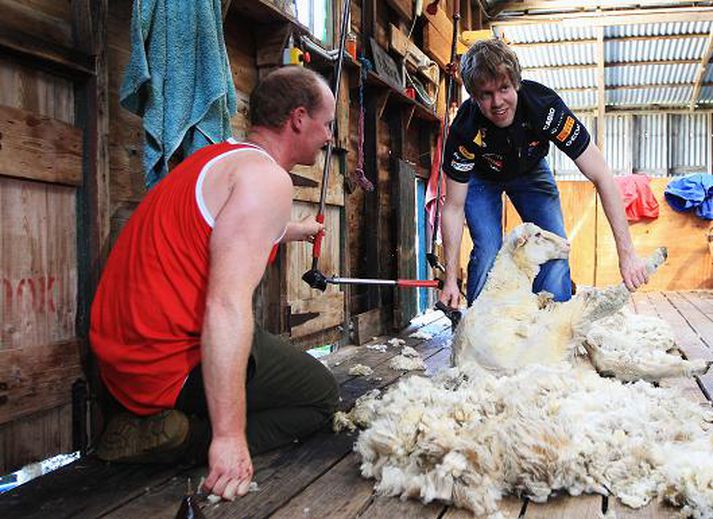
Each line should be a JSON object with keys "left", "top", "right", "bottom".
{"left": 690, "top": 30, "right": 713, "bottom": 111}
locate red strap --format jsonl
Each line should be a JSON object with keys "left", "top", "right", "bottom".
{"left": 312, "top": 213, "right": 326, "bottom": 259}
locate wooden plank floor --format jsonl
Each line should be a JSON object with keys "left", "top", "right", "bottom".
{"left": 2, "top": 291, "right": 712, "bottom": 519}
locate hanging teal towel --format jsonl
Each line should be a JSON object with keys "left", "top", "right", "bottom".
{"left": 120, "top": 0, "right": 237, "bottom": 187}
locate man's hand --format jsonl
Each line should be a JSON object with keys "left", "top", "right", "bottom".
{"left": 619, "top": 252, "right": 649, "bottom": 292}
{"left": 285, "top": 216, "right": 325, "bottom": 243}
{"left": 439, "top": 278, "right": 461, "bottom": 308}
{"left": 202, "top": 435, "right": 253, "bottom": 501}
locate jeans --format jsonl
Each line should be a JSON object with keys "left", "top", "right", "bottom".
{"left": 464, "top": 159, "right": 572, "bottom": 305}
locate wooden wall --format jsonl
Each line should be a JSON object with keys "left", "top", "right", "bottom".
{"left": 0, "top": 0, "right": 105, "bottom": 474}
{"left": 459, "top": 178, "right": 713, "bottom": 292}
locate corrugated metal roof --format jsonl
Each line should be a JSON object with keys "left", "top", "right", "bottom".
{"left": 607, "top": 86, "right": 693, "bottom": 106}
{"left": 559, "top": 90, "right": 597, "bottom": 109}
{"left": 513, "top": 44, "right": 595, "bottom": 68}
{"left": 606, "top": 63, "right": 698, "bottom": 86}
{"left": 494, "top": 19, "right": 712, "bottom": 110}
{"left": 522, "top": 68, "right": 595, "bottom": 89}
{"left": 698, "top": 85, "right": 713, "bottom": 103}
{"left": 496, "top": 21, "right": 711, "bottom": 44}
{"left": 605, "top": 21, "right": 712, "bottom": 38}
{"left": 606, "top": 37, "right": 708, "bottom": 62}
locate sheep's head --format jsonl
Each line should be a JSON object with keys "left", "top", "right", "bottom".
{"left": 506, "top": 223, "right": 570, "bottom": 269}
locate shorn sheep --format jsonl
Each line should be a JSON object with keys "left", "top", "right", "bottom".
{"left": 339, "top": 223, "right": 713, "bottom": 518}
{"left": 451, "top": 222, "right": 709, "bottom": 381}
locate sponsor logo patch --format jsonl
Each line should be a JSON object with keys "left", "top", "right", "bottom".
{"left": 556, "top": 116, "right": 575, "bottom": 142}
{"left": 451, "top": 160, "right": 475, "bottom": 172}
{"left": 458, "top": 146, "right": 475, "bottom": 160}
{"left": 483, "top": 154, "right": 504, "bottom": 172}
{"left": 542, "top": 107, "right": 556, "bottom": 131}
{"left": 565, "top": 123, "right": 581, "bottom": 147}
{"left": 473, "top": 129, "right": 486, "bottom": 147}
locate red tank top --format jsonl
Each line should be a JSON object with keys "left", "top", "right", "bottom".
{"left": 90, "top": 140, "right": 278, "bottom": 415}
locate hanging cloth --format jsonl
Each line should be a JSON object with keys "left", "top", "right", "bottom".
{"left": 425, "top": 130, "right": 446, "bottom": 242}
{"left": 614, "top": 174, "right": 659, "bottom": 222}
{"left": 120, "top": 0, "right": 237, "bottom": 187}
{"left": 664, "top": 173, "right": 713, "bottom": 220}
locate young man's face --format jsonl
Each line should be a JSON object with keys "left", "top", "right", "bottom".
{"left": 473, "top": 74, "right": 518, "bottom": 128}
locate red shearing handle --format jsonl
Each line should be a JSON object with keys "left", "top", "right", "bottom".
{"left": 396, "top": 279, "right": 442, "bottom": 288}
{"left": 312, "top": 213, "right": 326, "bottom": 259}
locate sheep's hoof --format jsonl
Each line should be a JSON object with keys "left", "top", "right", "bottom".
{"left": 598, "top": 370, "right": 616, "bottom": 378}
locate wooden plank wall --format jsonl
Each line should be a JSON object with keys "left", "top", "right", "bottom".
{"left": 0, "top": 1, "right": 83, "bottom": 472}
{"left": 459, "top": 178, "right": 713, "bottom": 291}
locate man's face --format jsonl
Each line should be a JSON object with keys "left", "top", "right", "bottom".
{"left": 473, "top": 74, "right": 518, "bottom": 128}
{"left": 300, "top": 84, "right": 335, "bottom": 165}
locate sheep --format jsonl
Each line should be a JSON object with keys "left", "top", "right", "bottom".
{"left": 451, "top": 222, "right": 709, "bottom": 382}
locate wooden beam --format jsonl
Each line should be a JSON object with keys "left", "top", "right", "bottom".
{"left": 491, "top": 7, "right": 713, "bottom": 27}
{"left": 596, "top": 27, "right": 605, "bottom": 152}
{"left": 0, "top": 104, "right": 83, "bottom": 186}
{"left": 690, "top": 30, "right": 713, "bottom": 111}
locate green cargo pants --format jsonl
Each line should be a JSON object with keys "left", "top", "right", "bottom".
{"left": 175, "top": 324, "right": 339, "bottom": 454}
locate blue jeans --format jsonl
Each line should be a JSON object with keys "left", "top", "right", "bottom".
{"left": 464, "top": 159, "right": 572, "bottom": 305}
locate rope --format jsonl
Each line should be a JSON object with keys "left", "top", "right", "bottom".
{"left": 352, "top": 55, "right": 374, "bottom": 192}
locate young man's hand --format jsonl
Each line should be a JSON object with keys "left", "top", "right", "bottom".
{"left": 619, "top": 252, "right": 649, "bottom": 292}
{"left": 203, "top": 434, "right": 253, "bottom": 500}
{"left": 284, "top": 216, "right": 325, "bottom": 243}
{"left": 439, "top": 278, "right": 461, "bottom": 308}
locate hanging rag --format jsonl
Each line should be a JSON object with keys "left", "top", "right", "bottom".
{"left": 425, "top": 129, "right": 446, "bottom": 242}
{"left": 120, "top": 0, "right": 237, "bottom": 187}
{"left": 614, "top": 174, "right": 659, "bottom": 222}
{"left": 664, "top": 173, "right": 713, "bottom": 220}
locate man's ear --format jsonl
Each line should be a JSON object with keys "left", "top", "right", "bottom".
{"left": 289, "top": 106, "right": 308, "bottom": 132}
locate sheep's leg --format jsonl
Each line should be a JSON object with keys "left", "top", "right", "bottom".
{"left": 578, "top": 247, "right": 668, "bottom": 328}
{"left": 583, "top": 340, "right": 712, "bottom": 382}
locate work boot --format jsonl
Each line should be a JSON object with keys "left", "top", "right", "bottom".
{"left": 96, "top": 409, "right": 190, "bottom": 463}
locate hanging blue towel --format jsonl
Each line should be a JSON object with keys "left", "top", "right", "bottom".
{"left": 120, "top": 0, "right": 237, "bottom": 187}
{"left": 664, "top": 173, "right": 713, "bottom": 220}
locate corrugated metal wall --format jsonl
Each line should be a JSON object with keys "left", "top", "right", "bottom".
{"left": 633, "top": 114, "right": 668, "bottom": 176}
{"left": 550, "top": 112, "right": 711, "bottom": 179}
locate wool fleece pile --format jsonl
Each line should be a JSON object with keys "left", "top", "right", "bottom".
{"left": 342, "top": 363, "right": 713, "bottom": 518}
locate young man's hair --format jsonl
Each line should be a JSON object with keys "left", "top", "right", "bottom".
{"left": 249, "top": 66, "right": 330, "bottom": 128}
{"left": 460, "top": 38, "right": 522, "bottom": 96}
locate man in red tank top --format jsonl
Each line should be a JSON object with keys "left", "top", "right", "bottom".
{"left": 91, "top": 67, "right": 339, "bottom": 500}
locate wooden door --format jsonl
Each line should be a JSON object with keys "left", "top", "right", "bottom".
{"left": 284, "top": 151, "right": 345, "bottom": 346}
{"left": 0, "top": 57, "right": 85, "bottom": 472}
{"left": 394, "top": 160, "right": 418, "bottom": 329}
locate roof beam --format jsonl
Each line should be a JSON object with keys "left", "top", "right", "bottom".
{"left": 689, "top": 30, "right": 713, "bottom": 110}
{"left": 491, "top": 7, "right": 713, "bottom": 27}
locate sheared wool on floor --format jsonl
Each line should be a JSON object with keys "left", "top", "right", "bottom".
{"left": 389, "top": 346, "right": 426, "bottom": 371}
{"left": 345, "top": 363, "right": 713, "bottom": 519}
{"left": 349, "top": 364, "right": 374, "bottom": 376}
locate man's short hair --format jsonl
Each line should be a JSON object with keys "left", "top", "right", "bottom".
{"left": 249, "top": 66, "right": 330, "bottom": 129}
{"left": 460, "top": 38, "right": 522, "bottom": 96}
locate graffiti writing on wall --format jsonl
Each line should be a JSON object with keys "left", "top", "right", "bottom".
{"left": 1, "top": 276, "right": 58, "bottom": 316}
